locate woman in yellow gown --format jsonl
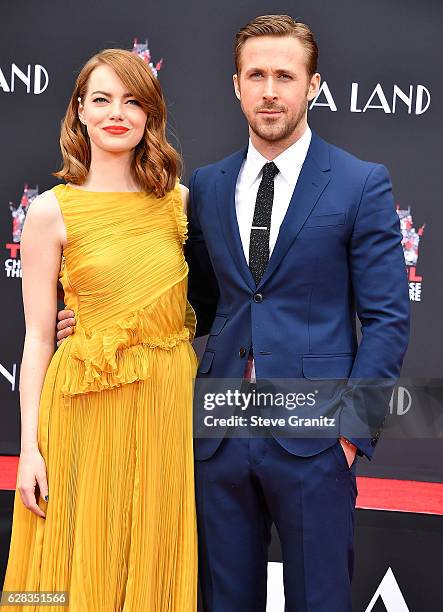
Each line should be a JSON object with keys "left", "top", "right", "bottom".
{"left": 2, "top": 49, "right": 198, "bottom": 611}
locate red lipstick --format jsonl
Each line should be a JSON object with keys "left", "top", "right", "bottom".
{"left": 103, "top": 126, "right": 130, "bottom": 135}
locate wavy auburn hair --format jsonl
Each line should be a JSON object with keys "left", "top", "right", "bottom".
{"left": 54, "top": 49, "right": 180, "bottom": 197}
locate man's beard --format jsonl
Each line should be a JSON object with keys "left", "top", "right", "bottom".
{"left": 246, "top": 100, "right": 308, "bottom": 143}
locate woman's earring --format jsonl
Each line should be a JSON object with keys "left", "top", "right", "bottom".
{"left": 78, "top": 97, "right": 85, "bottom": 124}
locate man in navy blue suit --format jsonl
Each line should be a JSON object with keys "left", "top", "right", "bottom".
{"left": 185, "top": 14, "right": 410, "bottom": 612}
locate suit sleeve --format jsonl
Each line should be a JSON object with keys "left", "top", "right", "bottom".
{"left": 184, "top": 169, "right": 220, "bottom": 338}
{"left": 339, "top": 164, "right": 411, "bottom": 459}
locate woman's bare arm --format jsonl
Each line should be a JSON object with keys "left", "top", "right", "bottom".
{"left": 18, "top": 189, "right": 66, "bottom": 516}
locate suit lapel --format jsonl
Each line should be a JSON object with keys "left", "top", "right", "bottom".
{"left": 215, "top": 147, "right": 256, "bottom": 290}
{"left": 257, "top": 133, "right": 331, "bottom": 289}
{"left": 214, "top": 134, "right": 332, "bottom": 291}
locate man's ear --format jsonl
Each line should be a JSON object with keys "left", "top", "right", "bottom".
{"left": 233, "top": 74, "right": 241, "bottom": 100}
{"left": 307, "top": 72, "right": 321, "bottom": 102}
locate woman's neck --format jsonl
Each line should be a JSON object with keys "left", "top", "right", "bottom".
{"left": 82, "top": 147, "right": 140, "bottom": 192}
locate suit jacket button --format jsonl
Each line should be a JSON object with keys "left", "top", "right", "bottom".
{"left": 253, "top": 293, "right": 263, "bottom": 303}
{"left": 239, "top": 347, "right": 247, "bottom": 358}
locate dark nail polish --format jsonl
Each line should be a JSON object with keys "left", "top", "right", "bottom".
{"left": 44, "top": 495, "right": 49, "bottom": 502}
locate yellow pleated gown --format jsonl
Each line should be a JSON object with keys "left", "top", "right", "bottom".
{"left": 2, "top": 182, "right": 198, "bottom": 611}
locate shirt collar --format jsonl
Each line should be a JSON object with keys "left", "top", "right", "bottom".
{"left": 243, "top": 125, "right": 312, "bottom": 188}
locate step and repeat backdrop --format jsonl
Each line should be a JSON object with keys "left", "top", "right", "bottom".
{"left": 1, "top": 0, "right": 442, "bottom": 609}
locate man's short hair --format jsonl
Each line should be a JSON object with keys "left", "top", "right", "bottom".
{"left": 235, "top": 14, "right": 319, "bottom": 77}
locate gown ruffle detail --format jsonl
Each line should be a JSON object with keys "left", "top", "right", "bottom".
{"left": 63, "top": 298, "right": 195, "bottom": 396}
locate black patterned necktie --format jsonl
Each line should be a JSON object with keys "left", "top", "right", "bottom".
{"left": 249, "top": 161, "right": 279, "bottom": 285}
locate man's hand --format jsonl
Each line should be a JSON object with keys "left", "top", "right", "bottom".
{"left": 56, "top": 309, "right": 76, "bottom": 347}
{"left": 339, "top": 436, "right": 357, "bottom": 468}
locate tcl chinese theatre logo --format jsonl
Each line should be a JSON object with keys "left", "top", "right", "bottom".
{"left": 4, "top": 184, "right": 39, "bottom": 278}
{"left": 131, "top": 38, "right": 163, "bottom": 77}
{"left": 397, "top": 205, "right": 425, "bottom": 302}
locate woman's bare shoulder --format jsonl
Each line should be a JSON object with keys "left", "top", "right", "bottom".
{"left": 178, "top": 183, "right": 189, "bottom": 216}
{"left": 26, "top": 189, "right": 60, "bottom": 221}
{"left": 23, "top": 189, "right": 66, "bottom": 246}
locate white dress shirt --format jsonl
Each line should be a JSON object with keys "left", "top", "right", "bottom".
{"left": 235, "top": 125, "right": 312, "bottom": 380}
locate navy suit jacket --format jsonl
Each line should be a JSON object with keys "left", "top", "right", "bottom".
{"left": 185, "top": 132, "right": 410, "bottom": 461}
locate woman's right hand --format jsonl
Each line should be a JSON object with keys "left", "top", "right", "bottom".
{"left": 17, "top": 448, "right": 48, "bottom": 518}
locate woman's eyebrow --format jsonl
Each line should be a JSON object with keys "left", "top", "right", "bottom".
{"left": 90, "top": 90, "right": 134, "bottom": 97}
